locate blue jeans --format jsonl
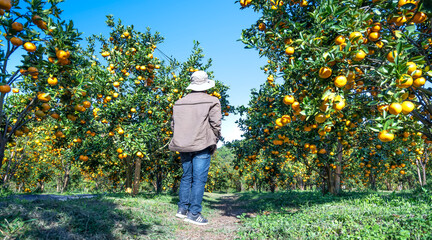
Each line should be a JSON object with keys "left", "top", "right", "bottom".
{"left": 178, "top": 147, "right": 211, "bottom": 215}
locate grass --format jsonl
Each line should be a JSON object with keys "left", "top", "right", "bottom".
{"left": 0, "top": 192, "right": 220, "bottom": 239}
{"left": 236, "top": 190, "right": 432, "bottom": 239}
{"left": 1, "top": 190, "right": 431, "bottom": 239}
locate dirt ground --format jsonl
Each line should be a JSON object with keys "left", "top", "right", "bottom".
{"left": 174, "top": 193, "right": 249, "bottom": 240}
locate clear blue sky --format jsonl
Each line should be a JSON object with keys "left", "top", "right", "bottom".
{"left": 59, "top": 0, "right": 267, "bottom": 143}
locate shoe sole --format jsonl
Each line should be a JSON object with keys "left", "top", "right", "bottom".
{"left": 176, "top": 213, "right": 187, "bottom": 218}
{"left": 184, "top": 218, "right": 208, "bottom": 225}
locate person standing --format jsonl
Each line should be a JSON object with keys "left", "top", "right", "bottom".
{"left": 169, "top": 70, "right": 222, "bottom": 225}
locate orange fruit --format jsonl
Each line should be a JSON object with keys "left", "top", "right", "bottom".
{"left": 83, "top": 101, "right": 91, "bottom": 108}
{"left": 11, "top": 22, "right": 23, "bottom": 32}
{"left": 117, "top": 148, "right": 123, "bottom": 154}
{"left": 375, "top": 40, "right": 384, "bottom": 48}
{"left": 349, "top": 32, "right": 363, "bottom": 43}
{"left": 319, "top": 67, "right": 332, "bottom": 79}
{"left": 258, "top": 22, "right": 266, "bottom": 31}
{"left": 353, "top": 50, "right": 366, "bottom": 61}
{"left": 334, "top": 35, "right": 345, "bottom": 45}
{"left": 401, "top": 101, "right": 415, "bottom": 114}
{"left": 283, "top": 95, "right": 295, "bottom": 105}
{"left": 386, "top": 50, "right": 398, "bottom": 63}
{"left": 411, "top": 69, "right": 422, "bottom": 79}
{"left": 47, "top": 77, "right": 58, "bottom": 86}
{"left": 37, "top": 93, "right": 51, "bottom": 102}
{"left": 413, "top": 77, "right": 425, "bottom": 87}
{"left": 412, "top": 12, "right": 427, "bottom": 24}
{"left": 275, "top": 118, "right": 285, "bottom": 127}
{"left": 136, "top": 152, "right": 144, "bottom": 158}
{"left": 406, "top": 62, "right": 417, "bottom": 74}
{"left": 0, "top": 0, "right": 11, "bottom": 11}
{"left": 23, "top": 42, "right": 36, "bottom": 52}
{"left": 396, "top": 74, "right": 413, "bottom": 88}
{"left": 333, "top": 96, "right": 345, "bottom": 111}
{"left": 10, "top": 37, "right": 22, "bottom": 46}
{"left": 334, "top": 75, "right": 347, "bottom": 88}
{"left": 368, "top": 32, "right": 380, "bottom": 41}
{"left": 388, "top": 103, "right": 402, "bottom": 115}
{"left": 378, "top": 130, "right": 394, "bottom": 142}
{"left": 113, "top": 81, "right": 120, "bottom": 87}
{"left": 371, "top": 22, "right": 381, "bottom": 32}
{"left": 285, "top": 46, "right": 295, "bottom": 55}
{"left": 0, "top": 84, "right": 11, "bottom": 93}
{"left": 56, "top": 50, "right": 70, "bottom": 60}
{"left": 315, "top": 113, "right": 326, "bottom": 123}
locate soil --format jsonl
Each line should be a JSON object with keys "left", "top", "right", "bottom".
{"left": 174, "top": 193, "right": 250, "bottom": 240}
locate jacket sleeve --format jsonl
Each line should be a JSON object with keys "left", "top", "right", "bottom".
{"left": 209, "top": 99, "right": 222, "bottom": 141}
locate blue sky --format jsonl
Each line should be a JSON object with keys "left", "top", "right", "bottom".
{"left": 59, "top": 0, "right": 267, "bottom": 143}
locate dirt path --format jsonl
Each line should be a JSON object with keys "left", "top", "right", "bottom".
{"left": 174, "top": 193, "right": 248, "bottom": 240}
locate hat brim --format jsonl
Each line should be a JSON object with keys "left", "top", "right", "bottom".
{"left": 186, "top": 80, "right": 215, "bottom": 91}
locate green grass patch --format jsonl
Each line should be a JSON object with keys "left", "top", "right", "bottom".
{"left": 0, "top": 193, "right": 184, "bottom": 239}
{"left": 236, "top": 191, "right": 432, "bottom": 239}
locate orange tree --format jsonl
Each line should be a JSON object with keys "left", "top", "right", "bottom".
{"left": 0, "top": 0, "right": 88, "bottom": 187}
{"left": 64, "top": 16, "right": 233, "bottom": 194}
{"left": 235, "top": 0, "right": 431, "bottom": 194}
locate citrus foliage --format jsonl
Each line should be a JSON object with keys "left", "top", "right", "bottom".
{"left": 233, "top": 0, "right": 431, "bottom": 194}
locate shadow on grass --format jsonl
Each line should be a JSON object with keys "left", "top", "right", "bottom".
{"left": 202, "top": 190, "right": 381, "bottom": 218}
{"left": 0, "top": 195, "right": 153, "bottom": 239}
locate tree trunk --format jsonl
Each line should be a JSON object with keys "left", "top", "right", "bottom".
{"left": 133, "top": 157, "right": 142, "bottom": 196}
{"left": 123, "top": 156, "right": 133, "bottom": 189}
{"left": 62, "top": 163, "right": 71, "bottom": 193}
{"left": 156, "top": 168, "right": 163, "bottom": 193}
{"left": 369, "top": 173, "right": 377, "bottom": 191}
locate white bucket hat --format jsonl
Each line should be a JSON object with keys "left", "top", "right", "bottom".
{"left": 186, "top": 71, "right": 215, "bottom": 91}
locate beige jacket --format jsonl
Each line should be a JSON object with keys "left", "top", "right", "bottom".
{"left": 169, "top": 92, "right": 222, "bottom": 153}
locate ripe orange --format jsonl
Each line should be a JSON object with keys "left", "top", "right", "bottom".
{"left": 0, "top": 84, "right": 11, "bottom": 93}
{"left": 0, "top": 0, "right": 11, "bottom": 11}
{"left": 388, "top": 103, "right": 402, "bottom": 115}
{"left": 371, "top": 22, "right": 381, "bottom": 32}
{"left": 368, "top": 32, "right": 380, "bottom": 41}
{"left": 285, "top": 46, "right": 295, "bottom": 55}
{"left": 334, "top": 35, "right": 345, "bottom": 45}
{"left": 315, "top": 113, "right": 326, "bottom": 123}
{"left": 37, "top": 92, "right": 51, "bottom": 102}
{"left": 11, "top": 22, "right": 23, "bottom": 32}
{"left": 396, "top": 74, "right": 413, "bottom": 88}
{"left": 136, "top": 151, "right": 144, "bottom": 158}
{"left": 275, "top": 118, "right": 285, "bottom": 127}
{"left": 258, "top": 22, "right": 266, "bottom": 31}
{"left": 378, "top": 130, "right": 394, "bottom": 142}
{"left": 349, "top": 31, "right": 363, "bottom": 43}
{"left": 333, "top": 96, "right": 345, "bottom": 111}
{"left": 406, "top": 62, "right": 417, "bottom": 74}
{"left": 113, "top": 81, "right": 120, "bottom": 87}
{"left": 412, "top": 12, "right": 427, "bottom": 24}
{"left": 386, "top": 50, "right": 398, "bottom": 62}
{"left": 23, "top": 42, "right": 36, "bottom": 52}
{"left": 83, "top": 101, "right": 91, "bottom": 108}
{"left": 283, "top": 95, "right": 295, "bottom": 105}
{"left": 334, "top": 75, "right": 347, "bottom": 88}
{"left": 353, "top": 50, "right": 366, "bottom": 61}
{"left": 10, "top": 37, "right": 22, "bottom": 46}
{"left": 319, "top": 67, "right": 332, "bottom": 79}
{"left": 413, "top": 77, "right": 425, "bottom": 87}
{"left": 401, "top": 101, "right": 415, "bottom": 114}
{"left": 411, "top": 69, "right": 422, "bottom": 79}
{"left": 47, "top": 77, "right": 58, "bottom": 86}
{"left": 117, "top": 148, "right": 123, "bottom": 154}
{"left": 56, "top": 50, "right": 70, "bottom": 60}
{"left": 375, "top": 40, "right": 384, "bottom": 48}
